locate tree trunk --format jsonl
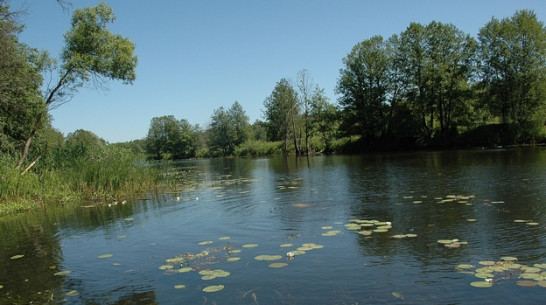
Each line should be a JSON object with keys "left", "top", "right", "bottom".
{"left": 16, "top": 129, "right": 37, "bottom": 169}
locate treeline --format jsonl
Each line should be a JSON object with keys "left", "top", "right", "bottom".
{"left": 143, "top": 10, "right": 546, "bottom": 159}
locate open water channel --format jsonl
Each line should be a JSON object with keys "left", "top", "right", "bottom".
{"left": 1, "top": 148, "right": 546, "bottom": 304}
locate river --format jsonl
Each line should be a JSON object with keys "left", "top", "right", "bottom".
{"left": 1, "top": 148, "right": 546, "bottom": 304}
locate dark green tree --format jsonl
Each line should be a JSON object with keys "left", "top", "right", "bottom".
{"left": 309, "top": 85, "right": 338, "bottom": 152}
{"left": 0, "top": 4, "right": 44, "bottom": 157}
{"left": 263, "top": 78, "right": 299, "bottom": 154}
{"left": 208, "top": 101, "right": 250, "bottom": 156}
{"left": 337, "top": 35, "right": 391, "bottom": 141}
{"left": 395, "top": 21, "right": 476, "bottom": 145}
{"left": 478, "top": 9, "right": 546, "bottom": 140}
{"left": 146, "top": 115, "right": 181, "bottom": 159}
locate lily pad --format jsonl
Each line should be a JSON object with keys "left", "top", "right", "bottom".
{"left": 227, "top": 257, "right": 241, "bottom": 262}
{"left": 527, "top": 222, "right": 540, "bottom": 226}
{"left": 10, "top": 254, "right": 24, "bottom": 260}
{"left": 392, "top": 292, "right": 404, "bottom": 300}
{"left": 321, "top": 226, "right": 333, "bottom": 229}
{"left": 522, "top": 267, "right": 541, "bottom": 273}
{"left": 479, "top": 261, "right": 496, "bottom": 266}
{"left": 158, "top": 264, "right": 174, "bottom": 270}
{"left": 66, "top": 290, "right": 79, "bottom": 296}
{"left": 500, "top": 256, "right": 518, "bottom": 262}
{"left": 538, "top": 281, "right": 546, "bottom": 288}
{"left": 54, "top": 270, "right": 72, "bottom": 276}
{"left": 280, "top": 243, "right": 293, "bottom": 248}
{"left": 201, "top": 275, "right": 216, "bottom": 280}
{"left": 470, "top": 281, "right": 493, "bottom": 288}
{"left": 174, "top": 284, "right": 186, "bottom": 289}
{"left": 97, "top": 254, "right": 113, "bottom": 259}
{"left": 322, "top": 230, "right": 342, "bottom": 236}
{"left": 516, "top": 280, "right": 538, "bottom": 287}
{"left": 242, "top": 244, "right": 258, "bottom": 248}
{"left": 198, "top": 241, "right": 213, "bottom": 246}
{"left": 218, "top": 236, "right": 230, "bottom": 240}
{"left": 230, "top": 249, "right": 242, "bottom": 254}
{"left": 255, "top": 255, "right": 282, "bottom": 261}
{"left": 357, "top": 230, "right": 373, "bottom": 236}
{"left": 178, "top": 267, "right": 193, "bottom": 273}
{"left": 203, "top": 285, "right": 224, "bottom": 293}
{"left": 268, "top": 262, "right": 288, "bottom": 268}
{"left": 456, "top": 264, "right": 474, "bottom": 269}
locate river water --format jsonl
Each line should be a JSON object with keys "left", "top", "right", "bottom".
{"left": 1, "top": 148, "right": 546, "bottom": 304}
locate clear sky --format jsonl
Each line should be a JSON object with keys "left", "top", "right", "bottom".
{"left": 14, "top": 0, "right": 546, "bottom": 143}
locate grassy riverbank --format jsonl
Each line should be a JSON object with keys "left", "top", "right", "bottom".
{"left": 0, "top": 147, "right": 168, "bottom": 216}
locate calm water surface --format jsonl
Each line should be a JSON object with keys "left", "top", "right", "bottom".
{"left": 1, "top": 148, "right": 546, "bottom": 304}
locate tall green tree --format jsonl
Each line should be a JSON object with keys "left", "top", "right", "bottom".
{"left": 395, "top": 22, "right": 476, "bottom": 144}
{"left": 297, "top": 69, "right": 313, "bottom": 153}
{"left": 0, "top": 4, "right": 44, "bottom": 156}
{"left": 309, "top": 85, "right": 338, "bottom": 152}
{"left": 146, "top": 115, "right": 182, "bottom": 159}
{"left": 208, "top": 101, "right": 250, "bottom": 156}
{"left": 478, "top": 10, "right": 546, "bottom": 131}
{"left": 337, "top": 35, "right": 391, "bottom": 140}
{"left": 17, "top": 2, "right": 137, "bottom": 168}
{"left": 263, "top": 78, "right": 299, "bottom": 154}
{"left": 423, "top": 22, "right": 476, "bottom": 143}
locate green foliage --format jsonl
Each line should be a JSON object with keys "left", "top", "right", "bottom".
{"left": 263, "top": 78, "right": 299, "bottom": 153}
{"left": 478, "top": 10, "right": 546, "bottom": 128}
{"left": 208, "top": 101, "right": 250, "bottom": 156}
{"left": 61, "top": 2, "right": 137, "bottom": 87}
{"left": 0, "top": 5, "right": 44, "bottom": 155}
{"left": 145, "top": 116, "right": 197, "bottom": 160}
{"left": 337, "top": 35, "right": 391, "bottom": 139}
{"left": 234, "top": 140, "right": 283, "bottom": 157}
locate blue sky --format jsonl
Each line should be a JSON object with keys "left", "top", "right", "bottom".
{"left": 15, "top": 0, "right": 546, "bottom": 143}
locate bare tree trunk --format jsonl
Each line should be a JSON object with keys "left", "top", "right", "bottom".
{"left": 16, "top": 129, "right": 37, "bottom": 169}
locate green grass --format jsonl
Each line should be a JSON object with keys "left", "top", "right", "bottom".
{"left": 0, "top": 146, "right": 167, "bottom": 216}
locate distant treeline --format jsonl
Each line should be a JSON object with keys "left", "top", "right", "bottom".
{"left": 141, "top": 10, "right": 546, "bottom": 159}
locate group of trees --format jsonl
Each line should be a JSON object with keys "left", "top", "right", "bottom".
{"left": 144, "top": 72, "right": 339, "bottom": 159}
{"left": 337, "top": 10, "right": 546, "bottom": 148}
{"left": 144, "top": 10, "right": 545, "bottom": 159}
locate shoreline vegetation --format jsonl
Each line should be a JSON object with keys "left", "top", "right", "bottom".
{"left": 1, "top": 4, "right": 545, "bottom": 215}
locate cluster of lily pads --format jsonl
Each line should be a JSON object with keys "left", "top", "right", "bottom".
{"left": 437, "top": 239, "right": 468, "bottom": 249}
{"left": 159, "top": 237, "right": 325, "bottom": 293}
{"left": 402, "top": 194, "right": 476, "bottom": 205}
{"left": 456, "top": 256, "right": 546, "bottom": 288}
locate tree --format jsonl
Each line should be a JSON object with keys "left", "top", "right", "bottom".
{"left": 0, "top": 4, "right": 44, "bottom": 156}
{"left": 309, "top": 85, "right": 338, "bottom": 152}
{"left": 395, "top": 22, "right": 476, "bottom": 145}
{"left": 422, "top": 22, "right": 476, "bottom": 144}
{"left": 297, "top": 69, "right": 313, "bottom": 153}
{"left": 336, "top": 35, "right": 391, "bottom": 140}
{"left": 478, "top": 10, "right": 546, "bottom": 132}
{"left": 146, "top": 115, "right": 181, "bottom": 159}
{"left": 263, "top": 78, "right": 300, "bottom": 154}
{"left": 16, "top": 2, "right": 137, "bottom": 168}
{"left": 208, "top": 101, "right": 250, "bottom": 156}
